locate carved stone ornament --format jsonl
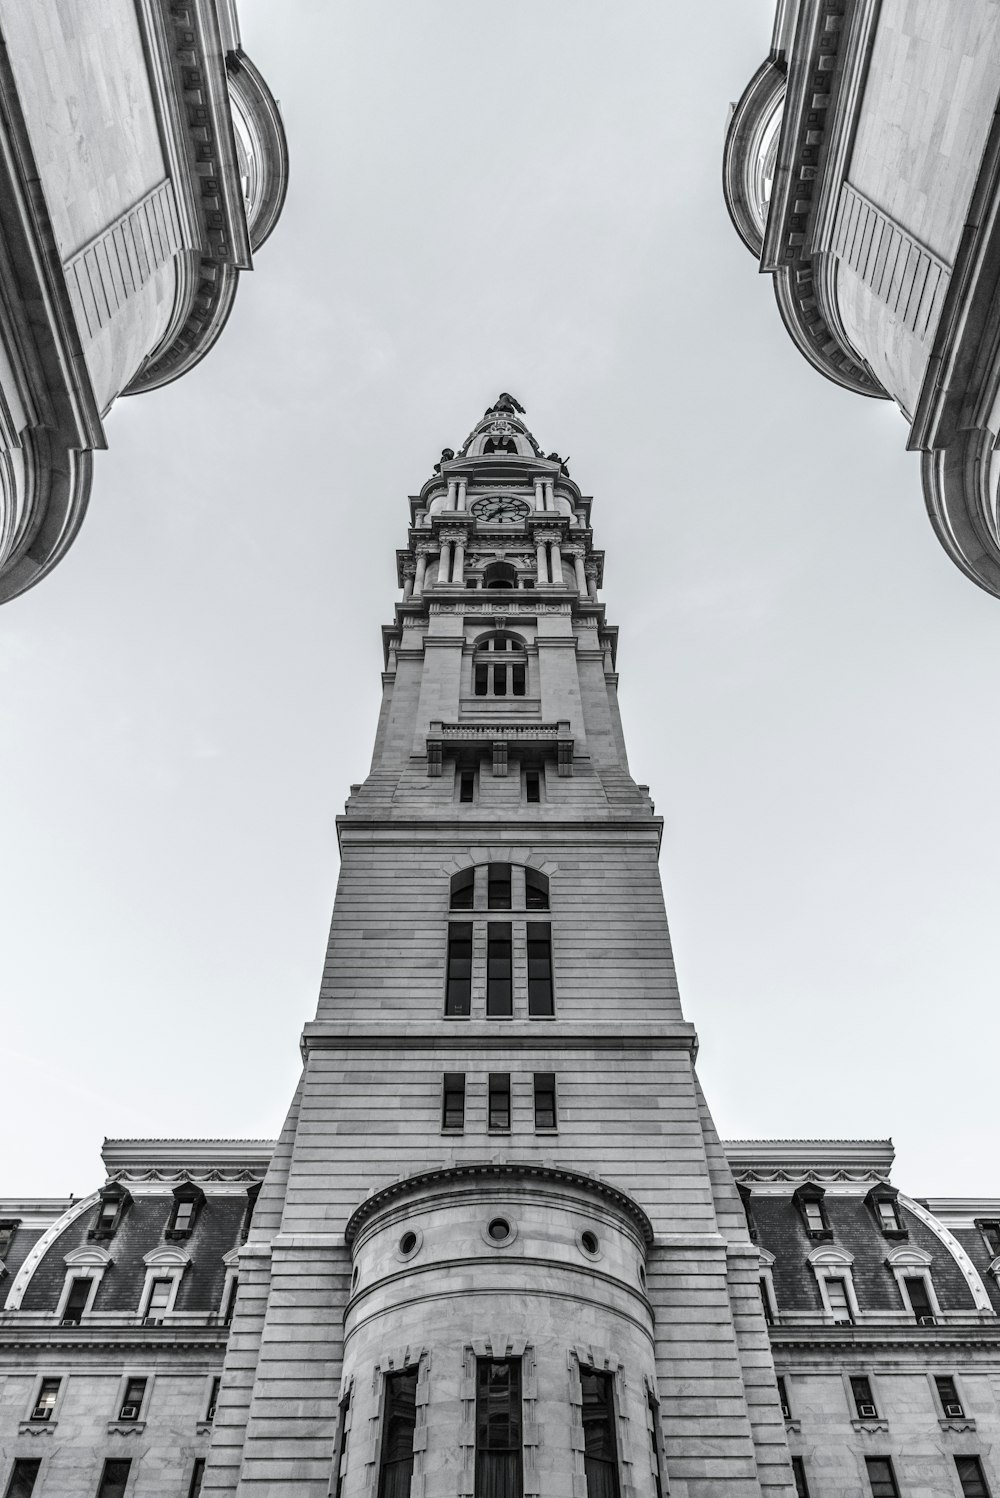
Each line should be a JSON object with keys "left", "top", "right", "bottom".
{"left": 438, "top": 526, "right": 470, "bottom": 544}
{"left": 584, "top": 557, "right": 600, "bottom": 576}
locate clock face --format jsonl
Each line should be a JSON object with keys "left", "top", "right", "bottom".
{"left": 472, "top": 495, "right": 530, "bottom": 526}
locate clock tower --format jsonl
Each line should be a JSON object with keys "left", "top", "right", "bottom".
{"left": 204, "top": 397, "right": 794, "bottom": 1497}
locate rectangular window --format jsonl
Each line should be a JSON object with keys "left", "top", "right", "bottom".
{"left": 332, "top": 1387, "right": 351, "bottom": 1498}
{"left": 119, "top": 1377, "right": 146, "bottom": 1422}
{"left": 791, "top": 1457, "right": 810, "bottom": 1498}
{"left": 581, "top": 1368, "right": 620, "bottom": 1498}
{"left": 188, "top": 1460, "right": 205, "bottom": 1498}
{"left": 865, "top": 1458, "right": 900, "bottom": 1498}
{"left": 442, "top": 1073, "right": 466, "bottom": 1131}
{"left": 465, "top": 579, "right": 478, "bottom": 590}
{"left": 222, "top": 1277, "right": 239, "bottom": 1325}
{"left": 172, "top": 1199, "right": 196, "bottom": 1234}
{"left": 876, "top": 1198, "right": 901, "bottom": 1232}
{"left": 803, "top": 1201, "right": 826, "bottom": 1233}
{"left": 511, "top": 664, "right": 526, "bottom": 696}
{"left": 526, "top": 924, "right": 554, "bottom": 1016}
{"left": 524, "top": 869, "right": 549, "bottom": 910}
{"left": 904, "top": 1274, "right": 934, "bottom": 1322}
{"left": 207, "top": 1376, "right": 221, "bottom": 1421}
{"left": 147, "top": 1278, "right": 172, "bottom": 1316}
{"left": 851, "top": 1376, "right": 878, "bottom": 1419}
{"left": 759, "top": 1277, "right": 774, "bottom": 1324}
{"left": 62, "top": 1276, "right": 91, "bottom": 1324}
{"left": 96, "top": 1198, "right": 120, "bottom": 1235}
{"left": 488, "top": 1074, "right": 511, "bottom": 1131}
{"left": 445, "top": 923, "right": 473, "bottom": 1016}
{"left": 377, "top": 1367, "right": 418, "bottom": 1498}
{"left": 475, "top": 664, "right": 489, "bottom": 696}
{"left": 533, "top": 1073, "right": 556, "bottom": 1130}
{"left": 525, "top": 771, "right": 540, "bottom": 804}
{"left": 459, "top": 771, "right": 475, "bottom": 804}
{"left": 4, "top": 1462, "right": 41, "bottom": 1498}
{"left": 647, "top": 1392, "right": 663, "bottom": 1498}
{"left": 493, "top": 664, "right": 507, "bottom": 696}
{"left": 956, "top": 1457, "right": 991, "bottom": 1498}
{"left": 776, "top": 1376, "right": 790, "bottom": 1418}
{"left": 96, "top": 1460, "right": 132, "bottom": 1498}
{"left": 488, "top": 864, "right": 512, "bottom": 910}
{"left": 979, "top": 1221, "right": 1000, "bottom": 1257}
{"left": 0, "top": 1221, "right": 17, "bottom": 1259}
{"left": 486, "top": 924, "right": 513, "bottom": 1016}
{"left": 825, "top": 1277, "right": 853, "bottom": 1324}
{"left": 31, "top": 1377, "right": 60, "bottom": 1422}
{"left": 936, "top": 1375, "right": 964, "bottom": 1418}
{"left": 475, "top": 1358, "right": 522, "bottom": 1498}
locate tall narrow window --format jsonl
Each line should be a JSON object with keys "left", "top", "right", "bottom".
{"left": 936, "top": 1375, "right": 964, "bottom": 1418}
{"left": 450, "top": 869, "right": 475, "bottom": 910}
{"left": 30, "top": 1378, "right": 60, "bottom": 1422}
{"left": 979, "top": 1221, "right": 1000, "bottom": 1256}
{"left": 61, "top": 1276, "right": 91, "bottom": 1325}
{"left": 332, "top": 1387, "right": 352, "bottom": 1498}
{"left": 459, "top": 771, "right": 476, "bottom": 804}
{"left": 524, "top": 869, "right": 549, "bottom": 910}
{"left": 646, "top": 1392, "right": 663, "bottom": 1498}
{"left": 956, "top": 1457, "right": 991, "bottom": 1498}
{"left": 207, "top": 1376, "right": 221, "bottom": 1420}
{"left": 442, "top": 1073, "right": 466, "bottom": 1131}
{"left": 487, "top": 924, "right": 513, "bottom": 1015}
{"left": 118, "top": 1377, "right": 146, "bottom": 1422}
{"left": 791, "top": 1457, "right": 810, "bottom": 1498}
{"left": 223, "top": 1276, "right": 239, "bottom": 1325}
{"left": 903, "top": 1274, "right": 934, "bottom": 1322}
{"left": 803, "top": 1201, "right": 825, "bottom": 1233}
{"left": 581, "top": 1369, "right": 620, "bottom": 1498}
{"left": 526, "top": 924, "right": 554, "bottom": 1016}
{"left": 825, "top": 1277, "right": 853, "bottom": 1324}
{"left": 511, "top": 664, "right": 526, "bottom": 695}
{"left": 188, "top": 1460, "right": 205, "bottom": 1498}
{"left": 488, "top": 1074, "right": 511, "bottom": 1131}
{"left": 533, "top": 1073, "right": 556, "bottom": 1130}
{"left": 96, "top": 1460, "right": 132, "bottom": 1498}
{"left": 146, "top": 1277, "right": 173, "bottom": 1317}
{"left": 475, "top": 1359, "right": 522, "bottom": 1498}
{"left": 0, "top": 1220, "right": 18, "bottom": 1259}
{"left": 377, "top": 1368, "right": 418, "bottom": 1498}
{"left": 167, "top": 1187, "right": 203, "bottom": 1238}
{"left": 488, "top": 864, "right": 512, "bottom": 910}
{"left": 525, "top": 770, "right": 540, "bottom": 804}
{"left": 875, "top": 1197, "right": 902, "bottom": 1233}
{"left": 865, "top": 1458, "right": 900, "bottom": 1498}
{"left": 776, "top": 1376, "right": 791, "bottom": 1418}
{"left": 759, "top": 1277, "right": 774, "bottom": 1324}
{"left": 850, "top": 1376, "right": 878, "bottom": 1418}
{"left": 445, "top": 923, "right": 473, "bottom": 1016}
{"left": 4, "top": 1462, "right": 41, "bottom": 1498}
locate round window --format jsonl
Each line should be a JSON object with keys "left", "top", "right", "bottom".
{"left": 394, "top": 1227, "right": 423, "bottom": 1261}
{"left": 488, "top": 1217, "right": 511, "bottom": 1242}
{"left": 400, "top": 1231, "right": 417, "bottom": 1255}
{"left": 577, "top": 1228, "right": 602, "bottom": 1260}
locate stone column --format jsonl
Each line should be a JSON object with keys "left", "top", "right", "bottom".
{"left": 535, "top": 538, "right": 549, "bottom": 586}
{"left": 437, "top": 541, "right": 452, "bottom": 586}
{"left": 447, "top": 479, "right": 458, "bottom": 510}
{"left": 457, "top": 480, "right": 468, "bottom": 512}
{"left": 413, "top": 548, "right": 428, "bottom": 598}
{"left": 585, "top": 557, "right": 599, "bottom": 601}
{"left": 545, "top": 479, "right": 556, "bottom": 511}
{"left": 452, "top": 537, "right": 465, "bottom": 584}
{"left": 549, "top": 535, "right": 564, "bottom": 585}
{"left": 534, "top": 479, "right": 545, "bottom": 512}
{"left": 569, "top": 546, "right": 587, "bottom": 596}
{"left": 402, "top": 559, "right": 416, "bottom": 599}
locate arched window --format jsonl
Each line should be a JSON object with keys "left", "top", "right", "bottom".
{"left": 483, "top": 436, "right": 517, "bottom": 454}
{"left": 474, "top": 632, "right": 527, "bottom": 697}
{"left": 450, "top": 869, "right": 475, "bottom": 910}
{"left": 525, "top": 868, "right": 549, "bottom": 910}
{"left": 483, "top": 561, "right": 518, "bottom": 590}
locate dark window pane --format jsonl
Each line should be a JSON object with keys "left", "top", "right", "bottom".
{"left": 97, "top": 1460, "right": 132, "bottom": 1498}
{"left": 189, "top": 1460, "right": 206, "bottom": 1498}
{"left": 460, "top": 772, "right": 475, "bottom": 804}
{"left": 956, "top": 1457, "right": 990, "bottom": 1498}
{"left": 0, "top": 1221, "right": 17, "bottom": 1259}
{"left": 475, "top": 1358, "right": 523, "bottom": 1498}
{"left": 62, "top": 1276, "right": 91, "bottom": 1324}
{"left": 475, "top": 664, "right": 489, "bottom": 696}
{"left": 533, "top": 1073, "right": 556, "bottom": 1130}
{"left": 5, "top": 1461, "right": 41, "bottom": 1498}
{"left": 31, "top": 1377, "right": 60, "bottom": 1421}
{"left": 493, "top": 664, "right": 507, "bottom": 696}
{"left": 526, "top": 923, "right": 553, "bottom": 1016}
{"left": 488, "top": 865, "right": 512, "bottom": 910}
{"left": 647, "top": 1393, "right": 663, "bottom": 1498}
{"left": 851, "top": 1377, "right": 876, "bottom": 1416}
{"left": 581, "top": 1370, "right": 620, "bottom": 1498}
{"left": 904, "top": 1275, "right": 934, "bottom": 1320}
{"left": 333, "top": 1389, "right": 351, "bottom": 1498}
{"left": 489, "top": 1074, "right": 511, "bottom": 1131}
{"left": 936, "top": 1376, "right": 963, "bottom": 1415}
{"left": 512, "top": 664, "right": 526, "bottom": 696}
{"left": 446, "top": 924, "right": 473, "bottom": 1016}
{"left": 791, "top": 1457, "right": 810, "bottom": 1498}
{"left": 487, "top": 924, "right": 513, "bottom": 1016}
{"left": 207, "top": 1377, "right": 221, "bottom": 1420}
{"left": 119, "top": 1377, "right": 146, "bottom": 1419}
{"left": 443, "top": 1073, "right": 465, "bottom": 1130}
{"left": 759, "top": 1278, "right": 773, "bottom": 1323}
{"left": 866, "top": 1458, "right": 900, "bottom": 1498}
{"left": 525, "top": 869, "right": 548, "bottom": 910}
{"left": 223, "top": 1276, "right": 239, "bottom": 1324}
{"left": 525, "top": 772, "right": 540, "bottom": 804}
{"left": 378, "top": 1369, "right": 418, "bottom": 1498}
{"left": 450, "top": 870, "right": 475, "bottom": 910}
{"left": 465, "top": 579, "right": 478, "bottom": 590}
{"left": 981, "top": 1222, "right": 1000, "bottom": 1256}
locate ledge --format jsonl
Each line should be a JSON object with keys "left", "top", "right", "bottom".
{"left": 301, "top": 1022, "right": 698, "bottom": 1057}
{"left": 427, "top": 720, "right": 574, "bottom": 778}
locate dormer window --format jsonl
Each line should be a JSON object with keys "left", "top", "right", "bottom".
{"left": 166, "top": 1184, "right": 205, "bottom": 1240}
{"left": 0, "top": 1219, "right": 18, "bottom": 1260}
{"left": 866, "top": 1186, "right": 906, "bottom": 1239}
{"left": 90, "top": 1185, "right": 131, "bottom": 1241}
{"left": 474, "top": 632, "right": 527, "bottom": 696}
{"left": 793, "top": 1184, "right": 831, "bottom": 1239}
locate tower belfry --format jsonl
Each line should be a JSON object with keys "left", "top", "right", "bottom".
{"left": 206, "top": 399, "right": 793, "bottom": 1497}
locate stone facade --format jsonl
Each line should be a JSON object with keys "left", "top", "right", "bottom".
{"left": 0, "top": 0, "right": 288, "bottom": 604}
{"left": 723, "top": 0, "right": 1000, "bottom": 597}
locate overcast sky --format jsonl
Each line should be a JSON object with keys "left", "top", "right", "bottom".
{"left": 3, "top": 0, "right": 998, "bottom": 1201}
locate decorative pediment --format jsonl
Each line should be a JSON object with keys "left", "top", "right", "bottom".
{"left": 142, "top": 1245, "right": 191, "bottom": 1268}
{"left": 758, "top": 1247, "right": 775, "bottom": 1268}
{"left": 222, "top": 1247, "right": 240, "bottom": 1268}
{"left": 64, "top": 1245, "right": 113, "bottom": 1268}
{"left": 807, "top": 1246, "right": 854, "bottom": 1268}
{"left": 884, "top": 1245, "right": 933, "bottom": 1269}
